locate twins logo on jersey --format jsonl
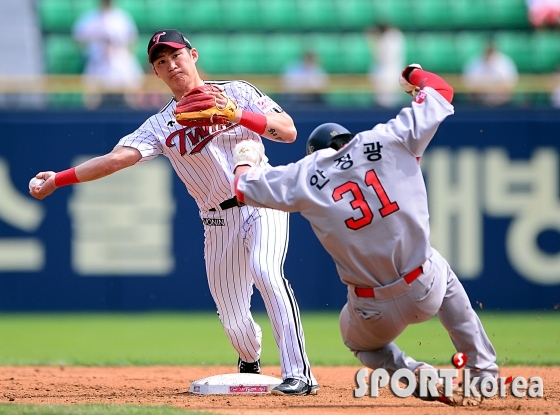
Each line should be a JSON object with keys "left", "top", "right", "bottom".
{"left": 166, "top": 124, "right": 237, "bottom": 155}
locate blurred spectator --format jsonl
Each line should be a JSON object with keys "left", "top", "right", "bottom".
{"left": 526, "top": 0, "right": 560, "bottom": 27}
{"left": 366, "top": 23, "right": 406, "bottom": 108}
{"left": 462, "top": 42, "right": 519, "bottom": 107}
{"left": 73, "top": 0, "right": 144, "bottom": 109}
{"left": 0, "top": 2, "right": 46, "bottom": 109}
{"left": 551, "top": 64, "right": 560, "bottom": 108}
{"left": 281, "top": 51, "right": 329, "bottom": 105}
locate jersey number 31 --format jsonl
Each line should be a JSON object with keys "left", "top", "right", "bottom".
{"left": 332, "top": 169, "right": 399, "bottom": 231}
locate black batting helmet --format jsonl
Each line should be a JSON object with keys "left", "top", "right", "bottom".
{"left": 306, "top": 123, "right": 353, "bottom": 155}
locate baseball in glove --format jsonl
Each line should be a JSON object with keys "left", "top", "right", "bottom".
{"left": 174, "top": 85, "right": 239, "bottom": 127}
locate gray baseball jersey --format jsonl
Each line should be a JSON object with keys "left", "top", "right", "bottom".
{"left": 117, "top": 80, "right": 316, "bottom": 386}
{"left": 238, "top": 86, "right": 453, "bottom": 288}
{"left": 237, "top": 86, "right": 499, "bottom": 382}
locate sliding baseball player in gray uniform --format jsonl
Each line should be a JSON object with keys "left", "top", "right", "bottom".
{"left": 233, "top": 65, "right": 498, "bottom": 406}
{"left": 29, "top": 29, "right": 317, "bottom": 396}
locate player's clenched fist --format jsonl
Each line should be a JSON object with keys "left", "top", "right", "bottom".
{"left": 174, "top": 85, "right": 239, "bottom": 127}
{"left": 233, "top": 140, "right": 266, "bottom": 169}
{"left": 28, "top": 171, "right": 57, "bottom": 200}
{"left": 399, "top": 63, "right": 422, "bottom": 97}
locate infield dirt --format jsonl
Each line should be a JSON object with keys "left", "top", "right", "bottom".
{"left": 1, "top": 366, "right": 559, "bottom": 414}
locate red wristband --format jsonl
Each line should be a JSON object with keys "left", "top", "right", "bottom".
{"left": 54, "top": 167, "right": 80, "bottom": 187}
{"left": 238, "top": 111, "right": 267, "bottom": 135}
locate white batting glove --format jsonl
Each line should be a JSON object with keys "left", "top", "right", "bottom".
{"left": 233, "top": 140, "right": 266, "bottom": 169}
{"left": 399, "top": 63, "right": 422, "bottom": 97}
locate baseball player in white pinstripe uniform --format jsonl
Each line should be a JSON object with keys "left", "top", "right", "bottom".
{"left": 232, "top": 65, "right": 498, "bottom": 405}
{"left": 29, "top": 29, "right": 317, "bottom": 395}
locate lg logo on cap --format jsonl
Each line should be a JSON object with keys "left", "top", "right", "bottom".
{"left": 152, "top": 32, "right": 166, "bottom": 43}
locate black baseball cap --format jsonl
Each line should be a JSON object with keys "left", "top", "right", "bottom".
{"left": 147, "top": 29, "right": 192, "bottom": 63}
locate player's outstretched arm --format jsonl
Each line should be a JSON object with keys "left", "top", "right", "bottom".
{"left": 29, "top": 146, "right": 142, "bottom": 200}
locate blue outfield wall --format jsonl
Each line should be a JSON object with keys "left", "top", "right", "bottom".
{"left": 0, "top": 105, "right": 559, "bottom": 311}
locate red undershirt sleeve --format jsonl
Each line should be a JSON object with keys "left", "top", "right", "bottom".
{"left": 234, "top": 175, "right": 245, "bottom": 204}
{"left": 409, "top": 69, "right": 454, "bottom": 103}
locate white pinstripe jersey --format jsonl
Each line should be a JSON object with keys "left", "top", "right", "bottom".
{"left": 118, "top": 80, "right": 282, "bottom": 211}
{"left": 237, "top": 87, "right": 455, "bottom": 288}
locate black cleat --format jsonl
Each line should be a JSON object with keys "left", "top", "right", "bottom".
{"left": 238, "top": 357, "right": 261, "bottom": 374}
{"left": 309, "top": 384, "right": 320, "bottom": 395}
{"left": 271, "top": 378, "right": 317, "bottom": 395}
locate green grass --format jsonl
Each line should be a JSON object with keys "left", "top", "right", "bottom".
{"left": 393, "top": 312, "right": 560, "bottom": 366}
{"left": 0, "top": 404, "right": 212, "bottom": 415}
{"left": 0, "top": 311, "right": 558, "bottom": 367}
{"left": 0, "top": 312, "right": 557, "bottom": 415}
{"left": 0, "top": 312, "right": 234, "bottom": 366}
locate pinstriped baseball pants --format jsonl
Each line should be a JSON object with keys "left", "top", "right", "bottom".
{"left": 201, "top": 204, "right": 316, "bottom": 385}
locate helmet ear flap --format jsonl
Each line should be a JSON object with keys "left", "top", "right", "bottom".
{"left": 306, "top": 123, "right": 352, "bottom": 155}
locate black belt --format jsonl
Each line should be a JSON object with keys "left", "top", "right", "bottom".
{"left": 209, "top": 196, "right": 245, "bottom": 211}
